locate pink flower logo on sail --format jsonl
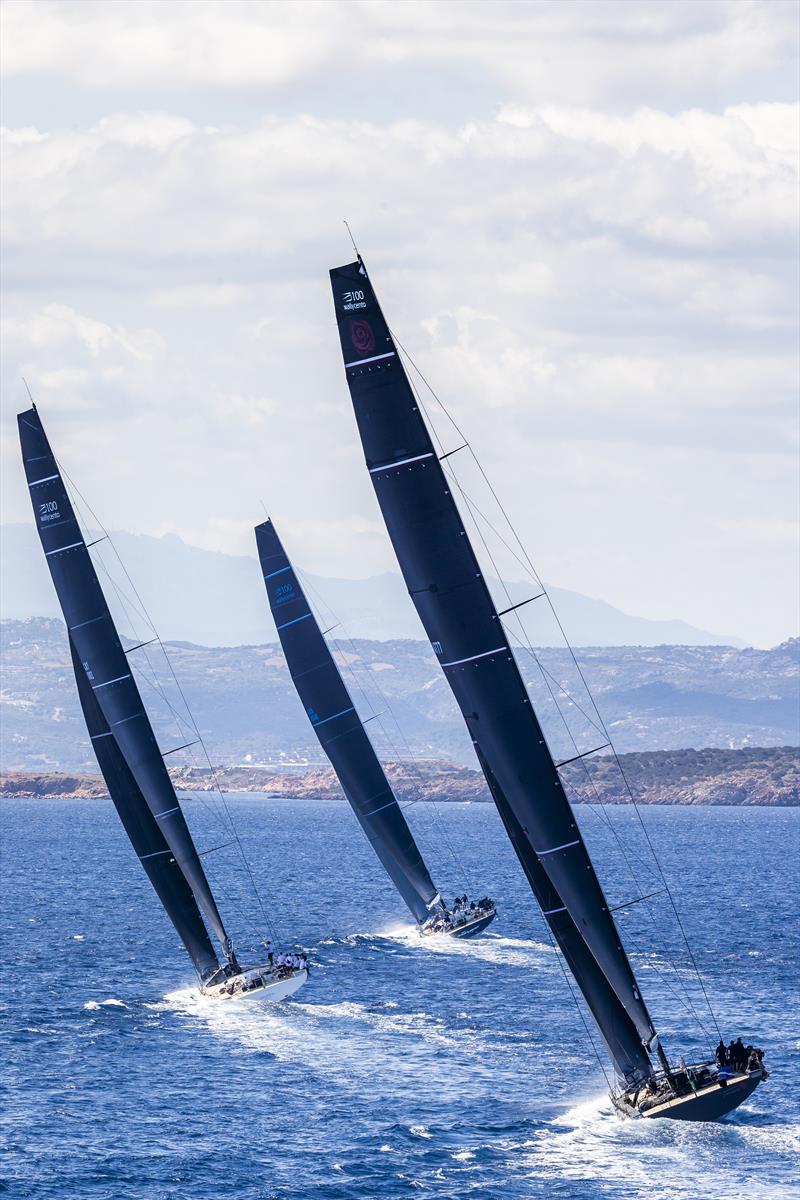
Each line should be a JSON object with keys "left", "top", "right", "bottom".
{"left": 349, "top": 320, "right": 375, "bottom": 355}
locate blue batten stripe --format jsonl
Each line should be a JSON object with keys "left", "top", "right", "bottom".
{"left": 264, "top": 566, "right": 291, "bottom": 580}
{"left": 277, "top": 612, "right": 313, "bottom": 631}
{"left": 313, "top": 706, "right": 355, "bottom": 728}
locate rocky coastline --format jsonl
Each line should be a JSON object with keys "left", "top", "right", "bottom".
{"left": 2, "top": 746, "right": 797, "bottom": 805}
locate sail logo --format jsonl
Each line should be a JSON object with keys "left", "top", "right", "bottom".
{"left": 431, "top": 640, "right": 443, "bottom": 657}
{"left": 349, "top": 320, "right": 375, "bottom": 354}
{"left": 273, "top": 581, "right": 295, "bottom": 606}
{"left": 82, "top": 661, "right": 95, "bottom": 681}
{"left": 342, "top": 289, "right": 367, "bottom": 312}
{"left": 38, "top": 499, "right": 60, "bottom": 523}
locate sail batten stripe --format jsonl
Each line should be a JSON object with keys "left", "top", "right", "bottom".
{"left": 69, "top": 615, "right": 107, "bottom": 631}
{"left": 370, "top": 452, "right": 433, "bottom": 474}
{"left": 20, "top": 405, "right": 226, "bottom": 983}
{"left": 313, "top": 706, "right": 355, "bottom": 728}
{"left": 536, "top": 839, "right": 580, "bottom": 857}
{"left": 91, "top": 673, "right": 132, "bottom": 690}
{"left": 543, "top": 905, "right": 568, "bottom": 916}
{"left": 364, "top": 800, "right": 398, "bottom": 817}
{"left": 256, "top": 514, "right": 441, "bottom": 927}
{"left": 264, "top": 566, "right": 291, "bottom": 580}
{"left": 276, "top": 612, "right": 313, "bottom": 631}
{"left": 348, "top": 351, "right": 396, "bottom": 367}
{"left": 441, "top": 645, "right": 506, "bottom": 668}
{"left": 110, "top": 713, "right": 141, "bottom": 728}
{"left": 156, "top": 806, "right": 180, "bottom": 820}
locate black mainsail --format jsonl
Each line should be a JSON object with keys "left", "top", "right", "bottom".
{"left": 69, "top": 638, "right": 221, "bottom": 979}
{"left": 18, "top": 405, "right": 235, "bottom": 981}
{"left": 256, "top": 517, "right": 441, "bottom": 925}
{"left": 329, "top": 258, "right": 662, "bottom": 1083}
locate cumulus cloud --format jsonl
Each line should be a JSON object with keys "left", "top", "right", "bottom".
{"left": 2, "top": 0, "right": 797, "bottom": 110}
{"left": 0, "top": 2, "right": 797, "bottom": 646}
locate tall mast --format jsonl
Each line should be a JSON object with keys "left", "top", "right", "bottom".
{"left": 329, "top": 258, "right": 661, "bottom": 1076}
{"left": 256, "top": 517, "right": 442, "bottom": 924}
{"left": 18, "top": 405, "right": 237, "bottom": 975}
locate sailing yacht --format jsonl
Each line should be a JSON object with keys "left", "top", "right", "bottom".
{"left": 18, "top": 405, "right": 307, "bottom": 1003}
{"left": 327, "top": 255, "right": 767, "bottom": 1120}
{"left": 255, "top": 517, "right": 496, "bottom": 939}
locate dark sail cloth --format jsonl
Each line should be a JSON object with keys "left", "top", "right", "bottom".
{"left": 70, "top": 640, "right": 220, "bottom": 979}
{"left": 329, "top": 260, "right": 660, "bottom": 1077}
{"left": 18, "top": 406, "right": 232, "bottom": 976}
{"left": 256, "top": 518, "right": 439, "bottom": 925}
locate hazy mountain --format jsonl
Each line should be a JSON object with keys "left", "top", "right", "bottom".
{"left": 2, "top": 618, "right": 795, "bottom": 773}
{"left": 0, "top": 523, "right": 746, "bottom": 648}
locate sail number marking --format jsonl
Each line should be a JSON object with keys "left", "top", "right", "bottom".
{"left": 342, "top": 289, "right": 367, "bottom": 312}
{"left": 38, "top": 499, "right": 60, "bottom": 523}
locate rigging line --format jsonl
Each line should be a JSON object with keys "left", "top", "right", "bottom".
{"left": 497, "top": 583, "right": 714, "bottom": 1034}
{"left": 60, "top": 469, "right": 278, "bottom": 944}
{"left": 80, "top": 556, "right": 272, "bottom": 947}
{"left": 294, "top": 565, "right": 472, "bottom": 890}
{"left": 393, "top": 343, "right": 719, "bottom": 1036}
{"left": 451, "top": 489, "right": 708, "bottom": 1031}
{"left": 538, "top": 915, "right": 612, "bottom": 1091}
{"left": 456, "top": 492, "right": 607, "bottom": 740}
{"left": 438, "top": 470, "right": 608, "bottom": 741}
{"left": 401, "top": 373, "right": 701, "bottom": 1021}
{"left": 88, "top": 555, "right": 225, "bottom": 827}
{"left": 395, "top": 339, "right": 722, "bottom": 1038}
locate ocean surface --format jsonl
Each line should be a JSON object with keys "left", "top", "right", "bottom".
{"left": 1, "top": 796, "right": 797, "bottom": 1200}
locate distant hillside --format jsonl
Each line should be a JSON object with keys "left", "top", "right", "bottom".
{"left": 0, "top": 523, "right": 746, "bottom": 647}
{"left": 2, "top": 748, "right": 796, "bottom": 805}
{"left": 1, "top": 618, "right": 796, "bottom": 772}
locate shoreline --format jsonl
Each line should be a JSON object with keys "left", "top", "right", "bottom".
{"left": 2, "top": 746, "right": 797, "bottom": 806}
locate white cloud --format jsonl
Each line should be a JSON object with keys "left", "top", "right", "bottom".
{"left": 2, "top": 1, "right": 796, "bottom": 111}
{"left": 0, "top": 2, "right": 797, "bottom": 647}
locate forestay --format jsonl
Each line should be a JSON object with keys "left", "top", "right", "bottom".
{"left": 256, "top": 518, "right": 440, "bottom": 925}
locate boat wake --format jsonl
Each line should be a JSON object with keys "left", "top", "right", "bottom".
{"left": 508, "top": 1091, "right": 795, "bottom": 1200}
{"left": 369, "top": 924, "right": 555, "bottom": 968}
{"left": 157, "top": 986, "right": 496, "bottom": 1092}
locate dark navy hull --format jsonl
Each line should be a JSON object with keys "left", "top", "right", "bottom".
{"left": 448, "top": 909, "right": 497, "bottom": 939}
{"left": 614, "top": 1069, "right": 764, "bottom": 1122}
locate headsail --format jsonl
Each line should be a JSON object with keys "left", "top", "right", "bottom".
{"left": 69, "top": 638, "right": 221, "bottom": 979}
{"left": 475, "top": 744, "right": 651, "bottom": 1083}
{"left": 329, "top": 259, "right": 660, "bottom": 1068}
{"left": 18, "top": 405, "right": 235, "bottom": 977}
{"left": 256, "top": 518, "right": 440, "bottom": 925}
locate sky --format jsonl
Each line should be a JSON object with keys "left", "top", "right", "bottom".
{"left": 1, "top": 0, "right": 798, "bottom": 648}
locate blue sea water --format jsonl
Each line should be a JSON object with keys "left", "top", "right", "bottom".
{"left": 1, "top": 796, "right": 798, "bottom": 1200}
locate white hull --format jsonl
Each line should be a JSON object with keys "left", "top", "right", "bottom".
{"left": 200, "top": 966, "right": 308, "bottom": 1003}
